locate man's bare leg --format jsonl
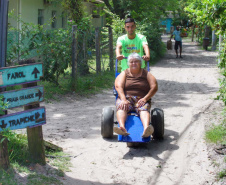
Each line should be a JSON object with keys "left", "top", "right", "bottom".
{"left": 175, "top": 49, "right": 178, "bottom": 58}
{"left": 180, "top": 45, "right": 182, "bottom": 58}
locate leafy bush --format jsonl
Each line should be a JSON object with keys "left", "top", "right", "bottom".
{"left": 7, "top": 15, "right": 93, "bottom": 85}
{"left": 205, "top": 123, "right": 226, "bottom": 145}
{"left": 0, "top": 95, "right": 8, "bottom": 114}
{"left": 102, "top": 11, "right": 165, "bottom": 63}
{"left": 218, "top": 39, "right": 226, "bottom": 105}
{"left": 137, "top": 19, "right": 166, "bottom": 61}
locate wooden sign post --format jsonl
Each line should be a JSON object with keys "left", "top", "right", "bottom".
{"left": 1, "top": 86, "right": 44, "bottom": 108}
{"left": 0, "top": 63, "right": 46, "bottom": 168}
{"left": 0, "top": 107, "right": 46, "bottom": 131}
{"left": 0, "top": 0, "right": 9, "bottom": 170}
{"left": 0, "top": 0, "right": 8, "bottom": 67}
{"left": 0, "top": 63, "right": 43, "bottom": 87}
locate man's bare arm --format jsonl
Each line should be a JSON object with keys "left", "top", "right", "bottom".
{"left": 116, "top": 44, "right": 124, "bottom": 60}
{"left": 142, "top": 44, "right": 150, "bottom": 61}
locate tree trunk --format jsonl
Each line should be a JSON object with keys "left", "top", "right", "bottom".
{"left": 109, "top": 27, "right": 114, "bottom": 71}
{"left": 72, "top": 25, "right": 77, "bottom": 80}
{"left": 191, "top": 25, "right": 194, "bottom": 42}
{"left": 218, "top": 35, "right": 223, "bottom": 64}
{"left": 204, "top": 26, "right": 211, "bottom": 38}
{"left": 95, "top": 27, "right": 101, "bottom": 73}
{"left": 211, "top": 30, "right": 217, "bottom": 51}
{"left": 0, "top": 135, "right": 10, "bottom": 170}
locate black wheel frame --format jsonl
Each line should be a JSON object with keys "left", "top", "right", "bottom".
{"left": 101, "top": 107, "right": 114, "bottom": 138}
{"left": 151, "top": 108, "right": 164, "bottom": 139}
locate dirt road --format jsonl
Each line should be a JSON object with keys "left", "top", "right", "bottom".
{"left": 43, "top": 35, "right": 224, "bottom": 185}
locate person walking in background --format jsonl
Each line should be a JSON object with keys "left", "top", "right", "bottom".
{"left": 171, "top": 26, "right": 183, "bottom": 58}
{"left": 116, "top": 18, "right": 150, "bottom": 71}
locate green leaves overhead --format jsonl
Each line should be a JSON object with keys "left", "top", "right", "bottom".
{"left": 102, "top": 0, "right": 179, "bottom": 20}
{"left": 185, "top": 0, "right": 226, "bottom": 34}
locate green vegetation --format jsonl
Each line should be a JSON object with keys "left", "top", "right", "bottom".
{"left": 185, "top": 0, "right": 226, "bottom": 105}
{"left": 218, "top": 169, "right": 226, "bottom": 179}
{"left": 27, "top": 174, "right": 63, "bottom": 185}
{"left": 0, "top": 168, "right": 17, "bottom": 185}
{"left": 2, "top": 0, "right": 226, "bottom": 182}
{"left": 205, "top": 109, "right": 226, "bottom": 179}
{"left": 184, "top": 0, "right": 226, "bottom": 181}
{"left": 39, "top": 70, "right": 115, "bottom": 101}
{"left": 0, "top": 95, "right": 8, "bottom": 114}
{"left": 102, "top": 0, "right": 175, "bottom": 63}
{"left": 205, "top": 109, "right": 226, "bottom": 146}
{"left": 205, "top": 123, "right": 226, "bottom": 145}
{"left": 0, "top": 130, "right": 71, "bottom": 184}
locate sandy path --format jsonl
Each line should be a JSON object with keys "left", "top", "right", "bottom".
{"left": 42, "top": 35, "right": 224, "bottom": 185}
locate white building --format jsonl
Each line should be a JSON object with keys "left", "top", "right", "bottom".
{"left": 8, "top": 0, "right": 106, "bottom": 29}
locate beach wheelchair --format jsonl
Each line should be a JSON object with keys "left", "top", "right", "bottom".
{"left": 101, "top": 59, "right": 164, "bottom": 146}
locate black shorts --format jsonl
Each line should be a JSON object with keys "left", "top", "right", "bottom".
{"left": 175, "top": 41, "right": 182, "bottom": 50}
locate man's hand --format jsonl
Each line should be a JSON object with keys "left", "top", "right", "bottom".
{"left": 116, "top": 55, "right": 124, "bottom": 60}
{"left": 142, "top": 55, "right": 150, "bottom": 61}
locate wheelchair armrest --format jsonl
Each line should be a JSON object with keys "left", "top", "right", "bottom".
{"left": 113, "top": 86, "right": 118, "bottom": 97}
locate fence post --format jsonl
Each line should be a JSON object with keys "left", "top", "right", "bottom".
{"left": 191, "top": 25, "right": 194, "bottom": 42}
{"left": 72, "top": 25, "right": 77, "bottom": 82}
{"left": 0, "top": 132, "right": 9, "bottom": 170}
{"left": 109, "top": 27, "right": 114, "bottom": 71}
{"left": 19, "top": 60, "right": 46, "bottom": 165}
{"left": 218, "top": 35, "right": 223, "bottom": 64}
{"left": 211, "top": 30, "right": 217, "bottom": 51}
{"left": 0, "top": 0, "right": 9, "bottom": 170}
{"left": 95, "top": 27, "right": 101, "bottom": 73}
{"left": 83, "top": 32, "right": 87, "bottom": 70}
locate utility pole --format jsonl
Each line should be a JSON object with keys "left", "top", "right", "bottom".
{"left": 0, "top": 0, "right": 9, "bottom": 68}
{"left": 0, "top": 0, "right": 9, "bottom": 170}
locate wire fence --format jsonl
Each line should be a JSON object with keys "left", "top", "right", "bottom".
{"left": 6, "top": 26, "right": 115, "bottom": 84}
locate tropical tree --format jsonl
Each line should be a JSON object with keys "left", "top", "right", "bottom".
{"left": 185, "top": 0, "right": 226, "bottom": 34}
{"left": 54, "top": 0, "right": 92, "bottom": 75}
{"left": 102, "top": 0, "right": 180, "bottom": 61}
{"left": 185, "top": 0, "right": 226, "bottom": 104}
{"left": 103, "top": 0, "right": 178, "bottom": 21}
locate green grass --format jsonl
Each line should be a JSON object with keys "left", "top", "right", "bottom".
{"left": 0, "top": 130, "right": 72, "bottom": 184}
{"left": 205, "top": 123, "right": 226, "bottom": 145}
{"left": 45, "top": 151, "right": 72, "bottom": 173}
{"left": 205, "top": 109, "right": 226, "bottom": 180}
{"left": 0, "top": 168, "right": 18, "bottom": 185}
{"left": 27, "top": 174, "right": 63, "bottom": 185}
{"left": 205, "top": 108, "right": 226, "bottom": 145}
{"left": 218, "top": 169, "right": 226, "bottom": 179}
{"left": 38, "top": 70, "right": 115, "bottom": 101}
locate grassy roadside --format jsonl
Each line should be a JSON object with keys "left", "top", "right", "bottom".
{"left": 38, "top": 70, "right": 115, "bottom": 102}
{"left": 205, "top": 108, "right": 226, "bottom": 180}
{"left": 0, "top": 131, "right": 71, "bottom": 184}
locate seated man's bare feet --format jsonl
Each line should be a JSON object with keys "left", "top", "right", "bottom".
{"left": 113, "top": 127, "right": 130, "bottom": 136}
{"left": 142, "top": 125, "right": 154, "bottom": 138}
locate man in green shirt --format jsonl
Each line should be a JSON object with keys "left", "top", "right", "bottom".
{"left": 116, "top": 18, "right": 150, "bottom": 71}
